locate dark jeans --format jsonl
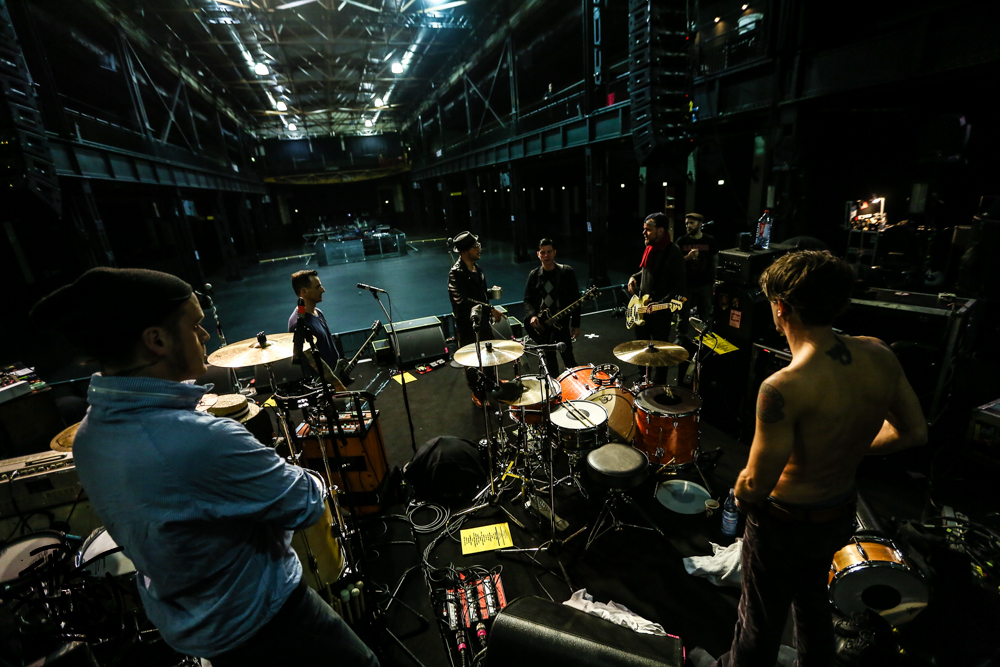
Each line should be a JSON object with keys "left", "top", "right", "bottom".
{"left": 538, "top": 326, "right": 577, "bottom": 376}
{"left": 715, "top": 506, "right": 855, "bottom": 667}
{"left": 208, "top": 581, "right": 379, "bottom": 667}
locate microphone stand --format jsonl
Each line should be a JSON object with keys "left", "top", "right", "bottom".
{"left": 367, "top": 289, "right": 418, "bottom": 454}
{"left": 200, "top": 288, "right": 240, "bottom": 392}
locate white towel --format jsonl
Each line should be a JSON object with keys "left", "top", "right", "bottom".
{"left": 683, "top": 539, "right": 743, "bottom": 587}
{"left": 562, "top": 589, "right": 667, "bottom": 636}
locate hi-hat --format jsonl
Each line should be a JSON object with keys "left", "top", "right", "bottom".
{"left": 208, "top": 332, "right": 307, "bottom": 368}
{"left": 453, "top": 340, "right": 524, "bottom": 367}
{"left": 501, "top": 376, "right": 560, "bottom": 406}
{"left": 51, "top": 422, "right": 82, "bottom": 452}
{"left": 613, "top": 340, "right": 689, "bottom": 367}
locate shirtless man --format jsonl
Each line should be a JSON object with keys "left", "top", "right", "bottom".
{"left": 707, "top": 251, "right": 927, "bottom": 667}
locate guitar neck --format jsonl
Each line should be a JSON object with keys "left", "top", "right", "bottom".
{"left": 546, "top": 290, "right": 596, "bottom": 323}
{"left": 649, "top": 300, "right": 681, "bottom": 313}
{"left": 343, "top": 329, "right": 381, "bottom": 374}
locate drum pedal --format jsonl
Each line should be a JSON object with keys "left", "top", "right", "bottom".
{"left": 527, "top": 495, "right": 569, "bottom": 532}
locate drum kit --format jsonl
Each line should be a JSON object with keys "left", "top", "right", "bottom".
{"left": 451, "top": 333, "right": 715, "bottom": 542}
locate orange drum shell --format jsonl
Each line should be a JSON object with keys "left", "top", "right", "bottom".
{"left": 634, "top": 410, "right": 700, "bottom": 465}
{"left": 557, "top": 365, "right": 614, "bottom": 401}
{"left": 587, "top": 387, "right": 636, "bottom": 443}
{"left": 828, "top": 539, "right": 906, "bottom": 585}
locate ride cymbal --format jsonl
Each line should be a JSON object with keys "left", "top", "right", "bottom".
{"left": 613, "top": 340, "right": 689, "bottom": 367}
{"left": 453, "top": 340, "right": 524, "bottom": 367}
{"left": 207, "top": 332, "right": 304, "bottom": 368}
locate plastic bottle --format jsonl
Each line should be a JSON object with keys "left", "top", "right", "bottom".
{"left": 756, "top": 209, "right": 772, "bottom": 249}
{"left": 722, "top": 488, "right": 739, "bottom": 536}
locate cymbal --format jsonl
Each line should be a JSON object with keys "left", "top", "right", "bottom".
{"left": 613, "top": 340, "right": 689, "bottom": 367}
{"left": 207, "top": 332, "right": 308, "bottom": 368}
{"left": 51, "top": 422, "right": 81, "bottom": 452}
{"left": 501, "top": 376, "right": 560, "bottom": 406}
{"left": 453, "top": 339, "right": 524, "bottom": 367}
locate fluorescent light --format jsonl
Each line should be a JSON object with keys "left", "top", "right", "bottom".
{"left": 391, "top": 62, "right": 404, "bottom": 74}
{"left": 275, "top": 0, "right": 317, "bottom": 8}
{"left": 254, "top": 62, "right": 269, "bottom": 76}
{"left": 374, "top": 97, "right": 384, "bottom": 107}
{"left": 276, "top": 101, "right": 287, "bottom": 111}
{"left": 288, "top": 123, "right": 297, "bottom": 131}
{"left": 364, "top": 119, "right": 373, "bottom": 127}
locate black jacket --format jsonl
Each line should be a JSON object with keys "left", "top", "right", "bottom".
{"left": 448, "top": 259, "right": 492, "bottom": 334}
{"left": 631, "top": 242, "right": 686, "bottom": 303}
{"left": 523, "top": 263, "right": 581, "bottom": 328}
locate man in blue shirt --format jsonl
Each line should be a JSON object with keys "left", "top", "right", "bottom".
{"left": 288, "top": 269, "right": 341, "bottom": 377}
{"left": 30, "top": 267, "right": 377, "bottom": 667}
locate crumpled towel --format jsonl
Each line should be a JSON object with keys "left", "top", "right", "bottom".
{"left": 683, "top": 539, "right": 742, "bottom": 587}
{"left": 562, "top": 589, "right": 667, "bottom": 636}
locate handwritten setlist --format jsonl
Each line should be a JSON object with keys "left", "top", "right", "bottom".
{"left": 460, "top": 523, "right": 514, "bottom": 555}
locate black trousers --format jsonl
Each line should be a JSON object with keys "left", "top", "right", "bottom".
{"left": 535, "top": 325, "right": 578, "bottom": 376}
{"left": 208, "top": 580, "right": 379, "bottom": 667}
{"left": 714, "top": 506, "right": 855, "bottom": 667}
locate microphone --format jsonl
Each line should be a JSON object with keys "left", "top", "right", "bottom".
{"left": 528, "top": 341, "right": 567, "bottom": 351}
{"left": 292, "top": 298, "right": 306, "bottom": 363}
{"left": 471, "top": 304, "right": 483, "bottom": 326}
{"left": 357, "top": 282, "right": 386, "bottom": 294}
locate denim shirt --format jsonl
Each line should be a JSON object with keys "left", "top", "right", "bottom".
{"left": 76, "top": 375, "right": 324, "bottom": 657}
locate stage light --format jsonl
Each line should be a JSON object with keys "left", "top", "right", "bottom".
{"left": 718, "top": 179, "right": 725, "bottom": 185}
{"left": 374, "top": 97, "right": 384, "bottom": 107}
{"left": 276, "top": 101, "right": 287, "bottom": 111}
{"left": 391, "top": 62, "right": 404, "bottom": 74}
{"left": 288, "top": 123, "right": 297, "bottom": 131}
{"left": 254, "top": 62, "right": 269, "bottom": 76}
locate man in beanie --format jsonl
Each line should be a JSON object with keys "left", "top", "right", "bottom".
{"left": 30, "top": 268, "right": 378, "bottom": 667}
{"left": 447, "top": 232, "right": 503, "bottom": 406}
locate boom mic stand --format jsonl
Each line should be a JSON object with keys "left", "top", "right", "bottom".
{"left": 364, "top": 286, "right": 418, "bottom": 454}
{"left": 196, "top": 285, "right": 240, "bottom": 392}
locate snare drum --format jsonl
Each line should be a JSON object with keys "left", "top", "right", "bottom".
{"left": 507, "top": 375, "right": 561, "bottom": 425}
{"left": 828, "top": 535, "right": 929, "bottom": 626}
{"left": 634, "top": 386, "right": 702, "bottom": 468}
{"left": 557, "top": 364, "right": 620, "bottom": 401}
{"left": 586, "top": 387, "right": 636, "bottom": 443}
{"left": 548, "top": 400, "right": 609, "bottom": 451}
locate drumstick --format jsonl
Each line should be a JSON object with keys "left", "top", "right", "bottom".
{"left": 563, "top": 401, "right": 597, "bottom": 427}
{"left": 655, "top": 458, "right": 677, "bottom": 475}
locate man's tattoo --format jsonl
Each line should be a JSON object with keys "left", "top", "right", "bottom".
{"left": 825, "top": 337, "right": 852, "bottom": 366}
{"left": 757, "top": 383, "right": 785, "bottom": 423}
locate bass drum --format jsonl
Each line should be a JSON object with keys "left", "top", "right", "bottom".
{"left": 586, "top": 387, "right": 636, "bottom": 443}
{"left": 828, "top": 535, "right": 930, "bottom": 626}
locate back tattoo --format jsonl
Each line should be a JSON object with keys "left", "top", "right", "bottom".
{"left": 826, "top": 337, "right": 852, "bottom": 366}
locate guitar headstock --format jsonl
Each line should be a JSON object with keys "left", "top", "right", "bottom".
{"left": 583, "top": 286, "right": 600, "bottom": 301}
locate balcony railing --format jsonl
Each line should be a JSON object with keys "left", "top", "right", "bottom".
{"left": 696, "top": 13, "right": 769, "bottom": 77}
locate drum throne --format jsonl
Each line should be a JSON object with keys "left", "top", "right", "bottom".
{"left": 584, "top": 444, "right": 664, "bottom": 550}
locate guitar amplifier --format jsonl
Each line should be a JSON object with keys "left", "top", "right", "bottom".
{"left": 297, "top": 410, "right": 389, "bottom": 515}
{"left": 0, "top": 451, "right": 84, "bottom": 516}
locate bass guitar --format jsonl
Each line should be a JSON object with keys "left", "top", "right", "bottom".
{"left": 625, "top": 295, "right": 686, "bottom": 330}
{"left": 529, "top": 286, "right": 600, "bottom": 341}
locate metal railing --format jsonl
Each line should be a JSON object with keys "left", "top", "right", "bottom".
{"left": 696, "top": 14, "right": 769, "bottom": 77}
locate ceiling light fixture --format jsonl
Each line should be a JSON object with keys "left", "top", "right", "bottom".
{"left": 391, "top": 62, "right": 404, "bottom": 74}
{"left": 288, "top": 123, "right": 297, "bottom": 131}
{"left": 276, "top": 101, "right": 288, "bottom": 111}
{"left": 365, "top": 119, "right": 373, "bottom": 127}
{"left": 374, "top": 97, "right": 384, "bottom": 107}
{"left": 254, "top": 62, "right": 269, "bottom": 76}
{"left": 714, "top": 16, "right": 721, "bottom": 23}
{"left": 275, "top": 0, "right": 317, "bottom": 9}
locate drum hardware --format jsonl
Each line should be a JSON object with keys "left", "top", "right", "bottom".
{"left": 584, "top": 444, "right": 663, "bottom": 550}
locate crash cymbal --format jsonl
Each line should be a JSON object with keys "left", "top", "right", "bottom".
{"left": 613, "top": 340, "right": 689, "bottom": 367}
{"left": 453, "top": 339, "right": 524, "bottom": 367}
{"left": 51, "top": 422, "right": 82, "bottom": 452}
{"left": 207, "top": 332, "right": 306, "bottom": 368}
{"left": 501, "top": 376, "right": 561, "bottom": 406}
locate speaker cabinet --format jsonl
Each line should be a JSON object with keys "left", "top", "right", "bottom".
{"left": 384, "top": 316, "right": 447, "bottom": 366}
{"left": 488, "top": 596, "right": 684, "bottom": 667}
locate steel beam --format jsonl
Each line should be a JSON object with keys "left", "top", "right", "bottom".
{"left": 411, "top": 102, "right": 630, "bottom": 181}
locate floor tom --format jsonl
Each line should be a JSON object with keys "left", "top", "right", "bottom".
{"left": 634, "top": 386, "right": 702, "bottom": 468}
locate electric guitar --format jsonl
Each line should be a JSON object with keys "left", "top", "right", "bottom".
{"left": 528, "top": 286, "right": 600, "bottom": 341}
{"left": 625, "top": 295, "right": 686, "bottom": 330}
{"left": 305, "top": 320, "right": 383, "bottom": 390}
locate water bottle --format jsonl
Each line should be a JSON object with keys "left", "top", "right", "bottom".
{"left": 722, "top": 488, "right": 739, "bottom": 536}
{"left": 756, "top": 209, "right": 772, "bottom": 249}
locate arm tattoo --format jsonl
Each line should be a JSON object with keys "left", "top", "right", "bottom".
{"left": 757, "top": 383, "right": 786, "bottom": 423}
{"left": 825, "top": 336, "right": 853, "bottom": 366}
